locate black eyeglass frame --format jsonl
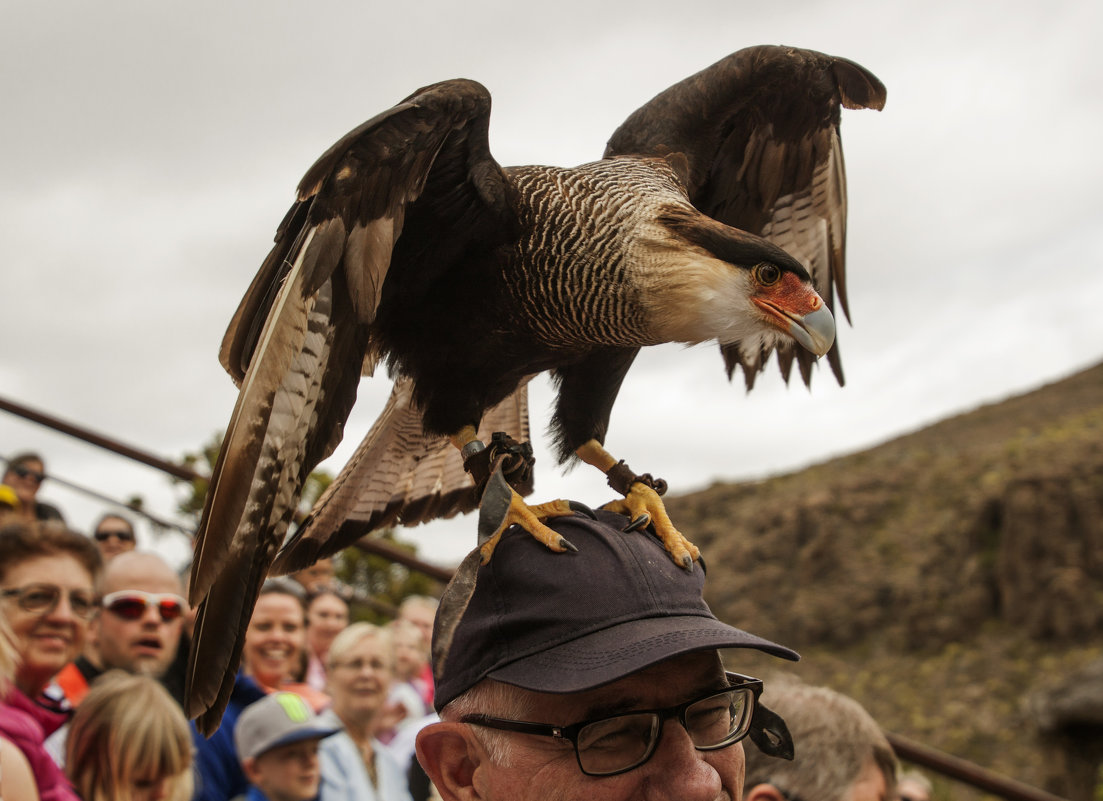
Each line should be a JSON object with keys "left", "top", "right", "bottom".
{"left": 0, "top": 583, "right": 96, "bottom": 620}
{"left": 460, "top": 670, "right": 763, "bottom": 777}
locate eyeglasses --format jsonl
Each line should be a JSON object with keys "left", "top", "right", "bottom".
{"left": 461, "top": 671, "right": 761, "bottom": 777}
{"left": 94, "top": 529, "right": 135, "bottom": 543}
{"left": 9, "top": 465, "right": 45, "bottom": 485}
{"left": 101, "top": 590, "right": 187, "bottom": 623}
{"left": 0, "top": 583, "right": 96, "bottom": 619}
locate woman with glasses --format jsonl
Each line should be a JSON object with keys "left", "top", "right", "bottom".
{"left": 0, "top": 521, "right": 102, "bottom": 801}
{"left": 317, "top": 623, "right": 413, "bottom": 801}
{"left": 2, "top": 452, "right": 65, "bottom": 524}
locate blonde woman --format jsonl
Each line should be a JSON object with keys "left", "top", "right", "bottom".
{"left": 66, "top": 672, "right": 193, "bottom": 801}
{"left": 1, "top": 614, "right": 40, "bottom": 801}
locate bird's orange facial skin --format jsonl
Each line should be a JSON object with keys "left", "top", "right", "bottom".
{"left": 751, "top": 271, "right": 822, "bottom": 329}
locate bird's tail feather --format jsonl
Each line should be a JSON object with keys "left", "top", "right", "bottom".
{"left": 185, "top": 548, "right": 270, "bottom": 734}
{"left": 271, "top": 377, "right": 532, "bottom": 574}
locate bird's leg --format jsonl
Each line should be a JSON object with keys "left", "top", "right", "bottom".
{"left": 575, "top": 439, "right": 701, "bottom": 570}
{"left": 451, "top": 427, "right": 577, "bottom": 563}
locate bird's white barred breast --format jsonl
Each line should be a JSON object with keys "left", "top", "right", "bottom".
{"left": 504, "top": 158, "right": 692, "bottom": 348}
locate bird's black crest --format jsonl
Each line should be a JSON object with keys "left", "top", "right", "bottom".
{"left": 658, "top": 206, "right": 811, "bottom": 280}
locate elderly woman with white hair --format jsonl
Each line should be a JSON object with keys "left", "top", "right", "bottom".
{"left": 318, "top": 622, "right": 413, "bottom": 801}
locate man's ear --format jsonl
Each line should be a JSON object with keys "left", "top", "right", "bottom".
{"left": 744, "top": 783, "right": 788, "bottom": 801}
{"left": 416, "top": 721, "right": 486, "bottom": 801}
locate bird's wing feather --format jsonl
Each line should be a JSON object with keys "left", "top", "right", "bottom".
{"left": 604, "top": 45, "right": 885, "bottom": 388}
{"left": 186, "top": 79, "right": 513, "bottom": 730}
{"left": 270, "top": 376, "right": 531, "bottom": 575}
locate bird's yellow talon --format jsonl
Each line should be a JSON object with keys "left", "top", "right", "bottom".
{"left": 483, "top": 491, "right": 577, "bottom": 562}
{"left": 602, "top": 483, "right": 700, "bottom": 569}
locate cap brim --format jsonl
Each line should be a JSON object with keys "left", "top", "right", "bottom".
{"left": 255, "top": 725, "right": 342, "bottom": 758}
{"left": 487, "top": 613, "right": 798, "bottom": 694}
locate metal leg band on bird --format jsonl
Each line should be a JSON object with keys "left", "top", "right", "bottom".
{"left": 461, "top": 431, "right": 535, "bottom": 499}
{"left": 460, "top": 430, "right": 577, "bottom": 563}
{"left": 575, "top": 441, "right": 700, "bottom": 570}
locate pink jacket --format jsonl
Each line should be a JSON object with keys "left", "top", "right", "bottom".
{"left": 0, "top": 688, "right": 80, "bottom": 801}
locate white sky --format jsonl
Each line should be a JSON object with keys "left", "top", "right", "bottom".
{"left": 3, "top": 0, "right": 1101, "bottom": 570}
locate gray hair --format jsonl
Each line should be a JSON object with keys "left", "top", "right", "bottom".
{"left": 744, "top": 675, "right": 897, "bottom": 801}
{"left": 440, "top": 679, "right": 534, "bottom": 767}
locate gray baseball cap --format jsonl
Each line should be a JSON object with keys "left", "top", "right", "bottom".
{"left": 233, "top": 692, "right": 340, "bottom": 760}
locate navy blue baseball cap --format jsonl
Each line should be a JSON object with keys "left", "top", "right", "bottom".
{"left": 432, "top": 508, "right": 798, "bottom": 711}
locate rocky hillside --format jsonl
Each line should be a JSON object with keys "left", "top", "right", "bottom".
{"left": 663, "top": 361, "right": 1103, "bottom": 799}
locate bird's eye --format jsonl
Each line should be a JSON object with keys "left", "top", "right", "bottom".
{"left": 754, "top": 263, "right": 782, "bottom": 286}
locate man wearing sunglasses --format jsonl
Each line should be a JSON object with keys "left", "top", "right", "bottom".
{"left": 90, "top": 513, "right": 138, "bottom": 562}
{"left": 415, "top": 508, "right": 798, "bottom": 801}
{"left": 55, "top": 551, "right": 188, "bottom": 707}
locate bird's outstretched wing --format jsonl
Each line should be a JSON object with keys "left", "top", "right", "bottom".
{"left": 604, "top": 45, "right": 886, "bottom": 388}
{"left": 270, "top": 377, "right": 532, "bottom": 576}
{"left": 186, "top": 79, "right": 516, "bottom": 732}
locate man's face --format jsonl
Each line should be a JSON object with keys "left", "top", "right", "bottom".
{"left": 93, "top": 516, "right": 137, "bottom": 561}
{"left": 291, "top": 559, "right": 334, "bottom": 592}
{"left": 247, "top": 739, "right": 322, "bottom": 801}
{"left": 848, "top": 757, "right": 889, "bottom": 801}
{"left": 92, "top": 555, "right": 185, "bottom": 678}
{"left": 466, "top": 652, "right": 744, "bottom": 801}
{"left": 398, "top": 601, "right": 435, "bottom": 647}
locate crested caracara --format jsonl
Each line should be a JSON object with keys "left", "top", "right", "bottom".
{"left": 187, "top": 44, "right": 886, "bottom": 731}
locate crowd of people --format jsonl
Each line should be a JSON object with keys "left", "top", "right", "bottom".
{"left": 1, "top": 450, "right": 942, "bottom": 801}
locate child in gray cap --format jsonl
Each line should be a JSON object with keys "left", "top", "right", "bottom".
{"left": 233, "top": 692, "right": 341, "bottom": 801}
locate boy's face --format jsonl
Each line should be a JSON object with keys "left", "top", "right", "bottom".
{"left": 245, "top": 739, "right": 322, "bottom": 801}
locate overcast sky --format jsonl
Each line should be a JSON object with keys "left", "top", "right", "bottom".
{"left": 3, "top": 0, "right": 1101, "bottom": 570}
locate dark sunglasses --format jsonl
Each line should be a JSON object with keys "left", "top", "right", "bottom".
{"left": 0, "top": 583, "right": 95, "bottom": 619}
{"left": 101, "top": 590, "right": 187, "bottom": 622}
{"left": 10, "top": 464, "right": 45, "bottom": 484}
{"left": 94, "top": 529, "right": 135, "bottom": 543}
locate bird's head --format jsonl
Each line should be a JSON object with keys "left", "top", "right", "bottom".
{"left": 648, "top": 207, "right": 835, "bottom": 356}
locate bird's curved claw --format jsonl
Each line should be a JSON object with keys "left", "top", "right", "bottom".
{"left": 602, "top": 483, "right": 700, "bottom": 570}
{"left": 479, "top": 490, "right": 579, "bottom": 564}
{"left": 568, "top": 500, "right": 598, "bottom": 519}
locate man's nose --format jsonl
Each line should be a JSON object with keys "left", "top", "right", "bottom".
{"left": 639, "top": 720, "right": 725, "bottom": 800}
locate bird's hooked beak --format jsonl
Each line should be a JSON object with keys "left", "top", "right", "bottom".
{"left": 752, "top": 273, "right": 836, "bottom": 356}
{"left": 786, "top": 304, "right": 835, "bottom": 356}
